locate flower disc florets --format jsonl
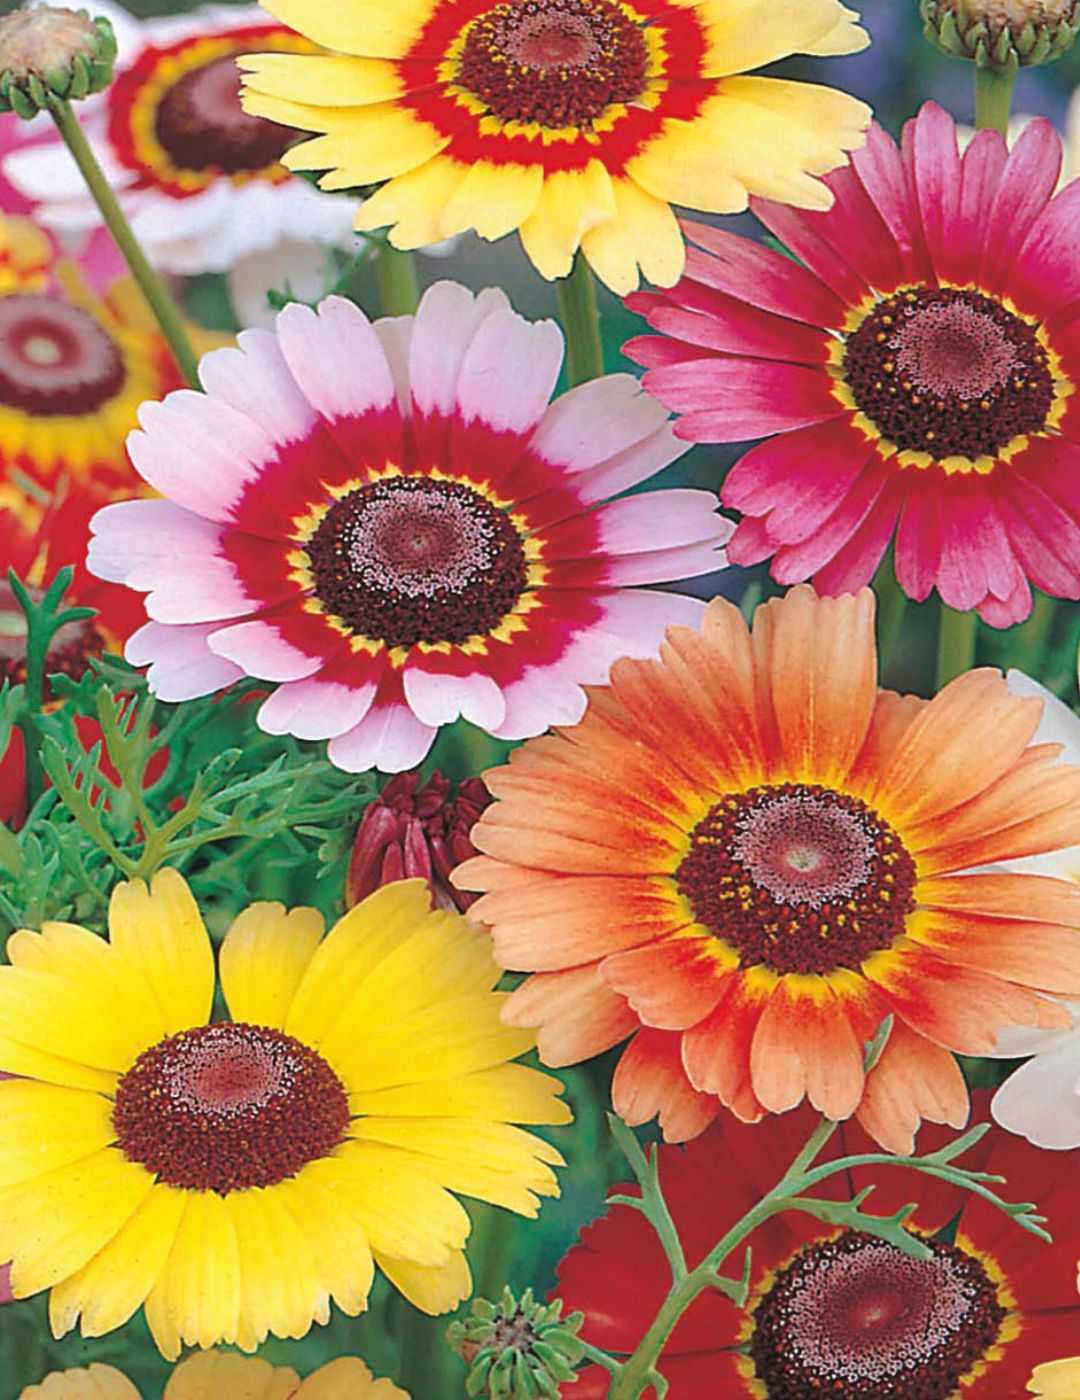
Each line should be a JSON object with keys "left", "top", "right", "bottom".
{"left": 921, "top": 0, "right": 1080, "bottom": 70}
{"left": 0, "top": 7, "right": 116, "bottom": 117}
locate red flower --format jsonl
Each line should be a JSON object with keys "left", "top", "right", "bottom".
{"left": 346, "top": 770, "right": 491, "bottom": 913}
{"left": 557, "top": 1100, "right": 1080, "bottom": 1397}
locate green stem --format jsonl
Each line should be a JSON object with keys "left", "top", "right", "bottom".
{"left": 47, "top": 96, "right": 199, "bottom": 388}
{"left": 375, "top": 245, "right": 421, "bottom": 316}
{"left": 936, "top": 605, "right": 978, "bottom": 688}
{"left": 557, "top": 253, "right": 604, "bottom": 386}
{"left": 974, "top": 64, "right": 1018, "bottom": 137}
{"left": 1008, "top": 590, "right": 1057, "bottom": 675}
{"left": 873, "top": 545, "right": 908, "bottom": 675}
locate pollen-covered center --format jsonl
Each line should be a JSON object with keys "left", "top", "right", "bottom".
{"left": 749, "top": 1232, "right": 1008, "bottom": 1398}
{"left": 0, "top": 294, "right": 125, "bottom": 415}
{"left": 112, "top": 1022, "right": 350, "bottom": 1192}
{"left": 675, "top": 784, "right": 917, "bottom": 976}
{"left": 456, "top": 0, "right": 650, "bottom": 129}
{"left": 306, "top": 477, "right": 530, "bottom": 650}
{"left": 155, "top": 48, "right": 295, "bottom": 174}
{"left": 842, "top": 285, "right": 1055, "bottom": 462}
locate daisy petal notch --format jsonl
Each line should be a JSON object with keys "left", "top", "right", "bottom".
{"left": 0, "top": 870, "right": 569, "bottom": 1359}
{"left": 236, "top": 0, "right": 872, "bottom": 294}
{"left": 88, "top": 281, "right": 732, "bottom": 772}
{"left": 455, "top": 584, "right": 1080, "bottom": 1154}
{"left": 626, "top": 101, "right": 1080, "bottom": 625}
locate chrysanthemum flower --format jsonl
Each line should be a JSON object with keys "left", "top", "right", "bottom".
{"left": 88, "top": 281, "right": 730, "bottom": 773}
{"left": 237, "top": 0, "right": 871, "bottom": 294}
{"left": 455, "top": 585, "right": 1080, "bottom": 1153}
{"left": 626, "top": 102, "right": 1080, "bottom": 625}
{"left": 4, "top": 2, "right": 355, "bottom": 278}
{"left": 0, "top": 870, "right": 568, "bottom": 1357}
{"left": 20, "top": 1352, "right": 406, "bottom": 1399}
{"left": 556, "top": 1103, "right": 1080, "bottom": 1397}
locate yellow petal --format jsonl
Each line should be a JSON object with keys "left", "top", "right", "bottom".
{"left": 0, "top": 1036, "right": 116, "bottom": 1093}
{"left": 1029, "top": 1359, "right": 1080, "bottom": 1399}
{"left": 260, "top": 0, "right": 434, "bottom": 58}
{"left": 519, "top": 162, "right": 616, "bottom": 282}
{"left": 225, "top": 1186, "right": 326, "bottom": 1352}
{"left": 163, "top": 1351, "right": 298, "bottom": 1400}
{"left": 286, "top": 880, "right": 432, "bottom": 1047}
{"left": 317, "top": 911, "right": 498, "bottom": 1070}
{"left": 108, "top": 870, "right": 215, "bottom": 1036}
{"left": 238, "top": 53, "right": 403, "bottom": 106}
{"left": 144, "top": 1192, "right": 241, "bottom": 1360}
{"left": 333, "top": 1141, "right": 471, "bottom": 1264}
{"left": 276, "top": 1162, "right": 375, "bottom": 1317}
{"left": 240, "top": 97, "right": 448, "bottom": 187}
{"left": 49, "top": 1184, "right": 186, "bottom": 1341}
{"left": 299, "top": 1358, "right": 408, "bottom": 1399}
{"left": 0, "top": 1079, "right": 114, "bottom": 1188}
{"left": 354, "top": 157, "right": 470, "bottom": 247}
{"left": 348, "top": 1063, "right": 571, "bottom": 1126}
{"left": 374, "top": 1247, "right": 471, "bottom": 1315}
{"left": 219, "top": 903, "right": 324, "bottom": 1029}
{"left": 695, "top": 0, "right": 869, "bottom": 76}
{"left": 580, "top": 177, "right": 685, "bottom": 294}
{"left": 440, "top": 160, "right": 545, "bottom": 242}
{"left": 0, "top": 923, "right": 163, "bottom": 1072}
{"left": 0, "top": 1148, "right": 154, "bottom": 1298}
{"left": 18, "top": 1364, "right": 141, "bottom": 1400}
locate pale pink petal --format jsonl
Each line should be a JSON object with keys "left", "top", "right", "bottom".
{"left": 327, "top": 684, "right": 438, "bottom": 773}
{"left": 408, "top": 281, "right": 511, "bottom": 417}
{"left": 493, "top": 671, "right": 590, "bottom": 741}
{"left": 403, "top": 668, "right": 507, "bottom": 730}
{"left": 206, "top": 615, "right": 327, "bottom": 682}
{"left": 275, "top": 296, "right": 397, "bottom": 424}
{"left": 197, "top": 329, "right": 318, "bottom": 445}
{"left": 529, "top": 373, "right": 670, "bottom": 472}
{"left": 991, "top": 1040, "right": 1080, "bottom": 1150}
{"left": 455, "top": 306, "right": 565, "bottom": 436}
{"left": 590, "top": 489, "right": 726, "bottom": 555}
{"left": 256, "top": 654, "right": 383, "bottom": 741}
{"left": 126, "top": 621, "right": 244, "bottom": 702}
{"left": 571, "top": 423, "right": 687, "bottom": 504}
{"left": 374, "top": 313, "right": 415, "bottom": 418}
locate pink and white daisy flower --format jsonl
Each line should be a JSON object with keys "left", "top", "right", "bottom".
{"left": 3, "top": 2, "right": 355, "bottom": 279}
{"left": 89, "top": 281, "right": 732, "bottom": 772}
{"left": 625, "top": 101, "right": 1080, "bottom": 626}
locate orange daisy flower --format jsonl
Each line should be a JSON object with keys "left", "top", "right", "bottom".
{"left": 456, "top": 586, "right": 1080, "bottom": 1153}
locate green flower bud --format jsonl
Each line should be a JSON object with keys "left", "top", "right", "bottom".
{"left": 0, "top": 7, "right": 116, "bottom": 118}
{"left": 449, "top": 1287, "right": 587, "bottom": 1399}
{"left": 921, "top": 0, "right": 1080, "bottom": 70}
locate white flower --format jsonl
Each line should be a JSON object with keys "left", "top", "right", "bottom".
{"left": 3, "top": 1, "right": 355, "bottom": 277}
{"left": 984, "top": 671, "right": 1080, "bottom": 1149}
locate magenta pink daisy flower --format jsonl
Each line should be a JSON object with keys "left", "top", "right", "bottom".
{"left": 625, "top": 101, "right": 1080, "bottom": 627}
{"left": 89, "top": 282, "right": 730, "bottom": 771}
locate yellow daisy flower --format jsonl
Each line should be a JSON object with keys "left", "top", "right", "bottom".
{"left": 0, "top": 871, "right": 568, "bottom": 1359}
{"left": 20, "top": 1352, "right": 406, "bottom": 1399}
{"left": 239, "top": 0, "right": 872, "bottom": 293}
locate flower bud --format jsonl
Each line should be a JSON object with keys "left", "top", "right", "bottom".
{"left": 449, "top": 1287, "right": 586, "bottom": 1399}
{"left": 0, "top": 7, "right": 116, "bottom": 118}
{"left": 346, "top": 770, "right": 491, "bottom": 914}
{"left": 921, "top": 0, "right": 1080, "bottom": 69}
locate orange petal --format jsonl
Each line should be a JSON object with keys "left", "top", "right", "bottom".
{"left": 915, "top": 792, "right": 1080, "bottom": 876}
{"left": 502, "top": 965, "right": 637, "bottom": 1067}
{"left": 855, "top": 1018, "right": 969, "bottom": 1154}
{"left": 917, "top": 872, "right": 1080, "bottom": 923}
{"left": 750, "top": 585, "right": 878, "bottom": 786}
{"left": 472, "top": 804, "right": 677, "bottom": 876}
{"left": 848, "top": 690, "right": 928, "bottom": 793}
{"left": 482, "top": 874, "right": 689, "bottom": 972}
{"left": 680, "top": 971, "right": 771, "bottom": 1122}
{"left": 601, "top": 933, "right": 736, "bottom": 1031}
{"left": 748, "top": 976, "right": 865, "bottom": 1121}
{"left": 863, "top": 944, "right": 1072, "bottom": 1055}
{"left": 612, "top": 1028, "right": 720, "bottom": 1143}
{"left": 863, "top": 670, "right": 1043, "bottom": 827}
{"left": 907, "top": 908, "right": 1080, "bottom": 995}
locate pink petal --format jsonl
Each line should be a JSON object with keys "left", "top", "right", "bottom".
{"left": 906, "top": 101, "right": 962, "bottom": 283}
{"left": 126, "top": 621, "right": 245, "bottom": 702}
{"left": 894, "top": 479, "right": 944, "bottom": 602}
{"left": 812, "top": 484, "right": 901, "bottom": 594}
{"left": 978, "top": 577, "right": 1033, "bottom": 627}
{"left": 402, "top": 667, "right": 507, "bottom": 731}
{"left": 680, "top": 220, "right": 846, "bottom": 327}
{"left": 983, "top": 120, "right": 1064, "bottom": 300}
{"left": 945, "top": 129, "right": 1007, "bottom": 289}
{"left": 328, "top": 676, "right": 438, "bottom": 773}
{"left": 645, "top": 359, "right": 840, "bottom": 442}
{"left": 627, "top": 285, "right": 830, "bottom": 364}
{"left": 454, "top": 305, "right": 564, "bottom": 437}
{"left": 257, "top": 650, "right": 384, "bottom": 741}
{"left": 849, "top": 118, "right": 934, "bottom": 285}
{"left": 992, "top": 467, "right": 1080, "bottom": 598}
{"left": 751, "top": 174, "right": 872, "bottom": 306}
{"left": 409, "top": 281, "right": 511, "bottom": 417}
{"left": 621, "top": 335, "right": 708, "bottom": 369}
{"left": 770, "top": 458, "right": 892, "bottom": 581}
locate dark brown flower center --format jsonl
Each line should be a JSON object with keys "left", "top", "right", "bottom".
{"left": 306, "top": 477, "right": 530, "bottom": 650}
{"left": 155, "top": 50, "right": 294, "bottom": 174}
{"left": 0, "top": 294, "right": 125, "bottom": 416}
{"left": 112, "top": 1022, "right": 350, "bottom": 1192}
{"left": 456, "top": 0, "right": 649, "bottom": 129}
{"left": 0, "top": 580, "right": 105, "bottom": 689}
{"left": 842, "top": 286, "right": 1055, "bottom": 461}
{"left": 749, "top": 1232, "right": 1008, "bottom": 1398}
{"left": 675, "top": 783, "right": 917, "bottom": 976}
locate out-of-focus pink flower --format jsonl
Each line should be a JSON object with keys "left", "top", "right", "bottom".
{"left": 346, "top": 771, "right": 491, "bottom": 914}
